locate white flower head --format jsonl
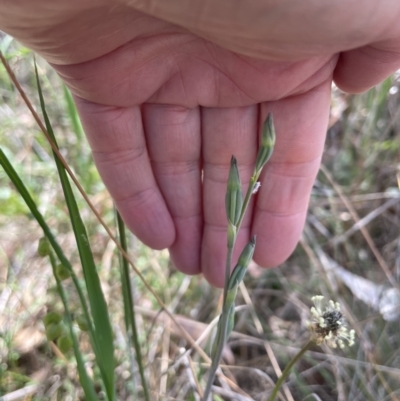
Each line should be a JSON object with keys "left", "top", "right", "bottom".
{"left": 307, "top": 295, "right": 355, "bottom": 349}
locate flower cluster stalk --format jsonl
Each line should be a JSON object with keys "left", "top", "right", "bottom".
{"left": 202, "top": 114, "right": 276, "bottom": 401}
{"left": 268, "top": 340, "right": 314, "bottom": 401}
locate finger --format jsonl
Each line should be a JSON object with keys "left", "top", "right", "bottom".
{"left": 74, "top": 98, "right": 175, "bottom": 249}
{"left": 201, "top": 105, "right": 258, "bottom": 287}
{"left": 334, "top": 40, "right": 400, "bottom": 93}
{"left": 253, "top": 80, "right": 332, "bottom": 268}
{"left": 142, "top": 104, "right": 202, "bottom": 275}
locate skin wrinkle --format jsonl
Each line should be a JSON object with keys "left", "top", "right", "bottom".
{"left": 219, "top": 54, "right": 336, "bottom": 103}
{"left": 79, "top": 111, "right": 140, "bottom": 151}
{"left": 143, "top": 103, "right": 194, "bottom": 124}
{"left": 256, "top": 209, "right": 307, "bottom": 219}
{"left": 162, "top": 35, "right": 204, "bottom": 105}
{"left": 170, "top": 55, "right": 191, "bottom": 106}
{"left": 204, "top": 218, "right": 253, "bottom": 231}
{"left": 287, "top": 56, "right": 338, "bottom": 98}
{"left": 175, "top": 54, "right": 249, "bottom": 107}
{"left": 203, "top": 160, "right": 255, "bottom": 173}
{"left": 78, "top": 105, "right": 127, "bottom": 126}
{"left": 122, "top": 0, "right": 397, "bottom": 59}
{"left": 154, "top": 189, "right": 201, "bottom": 219}
{"left": 148, "top": 125, "right": 198, "bottom": 157}
{"left": 172, "top": 214, "right": 202, "bottom": 224}
{"left": 216, "top": 54, "right": 262, "bottom": 105}
{"left": 61, "top": 32, "right": 336, "bottom": 109}
{"left": 17, "top": 6, "right": 139, "bottom": 63}
{"left": 265, "top": 157, "right": 322, "bottom": 179}
{"left": 81, "top": 32, "right": 329, "bottom": 108}
{"left": 362, "top": 44, "right": 400, "bottom": 63}
{"left": 151, "top": 160, "right": 200, "bottom": 175}
{"left": 203, "top": 54, "right": 270, "bottom": 104}
{"left": 92, "top": 147, "right": 147, "bottom": 169}
{"left": 257, "top": 165, "right": 320, "bottom": 215}
{"left": 257, "top": 179, "right": 315, "bottom": 215}
{"left": 115, "top": 185, "right": 159, "bottom": 206}
{"left": 54, "top": 34, "right": 185, "bottom": 102}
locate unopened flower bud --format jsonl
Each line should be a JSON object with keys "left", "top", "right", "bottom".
{"left": 57, "top": 335, "right": 73, "bottom": 354}
{"left": 229, "top": 236, "right": 256, "bottom": 290}
{"left": 43, "top": 312, "right": 62, "bottom": 327}
{"left": 45, "top": 322, "right": 64, "bottom": 341}
{"left": 76, "top": 315, "right": 89, "bottom": 332}
{"left": 255, "top": 114, "right": 276, "bottom": 173}
{"left": 225, "top": 156, "right": 243, "bottom": 226}
{"left": 56, "top": 264, "right": 70, "bottom": 281}
{"left": 37, "top": 237, "right": 50, "bottom": 257}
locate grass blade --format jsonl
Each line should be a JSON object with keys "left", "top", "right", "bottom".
{"left": 63, "top": 85, "right": 84, "bottom": 141}
{"left": 34, "top": 62, "right": 115, "bottom": 400}
{"left": 0, "top": 149, "right": 98, "bottom": 401}
{"left": 48, "top": 252, "right": 99, "bottom": 401}
{"left": 117, "top": 212, "right": 150, "bottom": 401}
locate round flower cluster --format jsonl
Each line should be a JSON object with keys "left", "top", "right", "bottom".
{"left": 307, "top": 295, "right": 355, "bottom": 349}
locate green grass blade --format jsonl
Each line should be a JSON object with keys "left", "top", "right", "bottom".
{"left": 0, "top": 147, "right": 93, "bottom": 329}
{"left": 0, "top": 149, "right": 97, "bottom": 401}
{"left": 63, "top": 85, "right": 84, "bottom": 141}
{"left": 34, "top": 63, "right": 115, "bottom": 400}
{"left": 117, "top": 212, "right": 150, "bottom": 401}
{"left": 48, "top": 252, "right": 98, "bottom": 401}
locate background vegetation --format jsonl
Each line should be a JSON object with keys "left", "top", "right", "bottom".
{"left": 1, "top": 36, "right": 400, "bottom": 401}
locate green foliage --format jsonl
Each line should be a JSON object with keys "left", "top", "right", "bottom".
{"left": 55, "top": 263, "right": 71, "bottom": 281}
{"left": 34, "top": 62, "right": 116, "bottom": 400}
{"left": 37, "top": 237, "right": 51, "bottom": 257}
{"left": 57, "top": 335, "right": 73, "bottom": 354}
{"left": 43, "top": 312, "right": 63, "bottom": 327}
{"left": 45, "top": 322, "right": 64, "bottom": 341}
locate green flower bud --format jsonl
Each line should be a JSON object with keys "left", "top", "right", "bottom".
{"left": 37, "top": 237, "right": 50, "bottom": 257}
{"left": 237, "top": 235, "right": 256, "bottom": 268}
{"left": 57, "top": 335, "right": 73, "bottom": 354}
{"left": 225, "top": 156, "right": 243, "bottom": 226}
{"left": 43, "top": 312, "right": 62, "bottom": 327}
{"left": 255, "top": 114, "right": 276, "bottom": 173}
{"left": 45, "top": 322, "right": 64, "bottom": 341}
{"left": 55, "top": 264, "right": 70, "bottom": 281}
{"left": 76, "top": 315, "right": 89, "bottom": 332}
{"left": 229, "top": 236, "right": 256, "bottom": 290}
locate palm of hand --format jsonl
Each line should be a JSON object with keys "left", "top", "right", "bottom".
{"left": 43, "top": 9, "right": 334, "bottom": 286}
{"left": 1, "top": 1, "right": 400, "bottom": 285}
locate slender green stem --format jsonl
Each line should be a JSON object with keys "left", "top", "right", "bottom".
{"left": 202, "top": 310, "right": 228, "bottom": 400}
{"left": 48, "top": 252, "right": 98, "bottom": 401}
{"left": 236, "top": 170, "right": 260, "bottom": 229}
{"left": 268, "top": 340, "right": 314, "bottom": 401}
{"left": 116, "top": 212, "right": 150, "bottom": 401}
{"left": 202, "top": 170, "right": 259, "bottom": 401}
{"left": 223, "top": 235, "right": 235, "bottom": 305}
{"left": 202, "top": 240, "right": 235, "bottom": 401}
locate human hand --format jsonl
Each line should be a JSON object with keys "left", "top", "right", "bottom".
{"left": 1, "top": 0, "right": 399, "bottom": 287}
